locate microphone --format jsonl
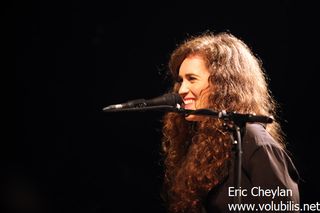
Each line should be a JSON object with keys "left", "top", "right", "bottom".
{"left": 102, "top": 93, "right": 183, "bottom": 112}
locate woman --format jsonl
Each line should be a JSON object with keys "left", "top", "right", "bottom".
{"left": 161, "top": 32, "right": 300, "bottom": 213}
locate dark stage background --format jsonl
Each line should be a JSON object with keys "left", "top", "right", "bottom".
{"left": 12, "top": 1, "right": 319, "bottom": 213}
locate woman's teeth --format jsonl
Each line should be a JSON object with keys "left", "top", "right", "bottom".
{"left": 184, "top": 99, "right": 195, "bottom": 105}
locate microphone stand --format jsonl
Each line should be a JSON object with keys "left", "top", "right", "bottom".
{"left": 103, "top": 105, "right": 273, "bottom": 211}
{"left": 177, "top": 108, "right": 273, "bottom": 212}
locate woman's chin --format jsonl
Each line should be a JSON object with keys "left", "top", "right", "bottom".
{"left": 185, "top": 114, "right": 204, "bottom": 122}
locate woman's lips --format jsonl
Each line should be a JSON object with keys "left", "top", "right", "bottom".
{"left": 183, "top": 99, "right": 195, "bottom": 109}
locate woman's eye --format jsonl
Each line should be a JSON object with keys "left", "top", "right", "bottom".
{"left": 188, "top": 76, "right": 196, "bottom": 81}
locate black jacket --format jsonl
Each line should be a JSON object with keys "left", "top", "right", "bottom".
{"left": 204, "top": 123, "right": 300, "bottom": 213}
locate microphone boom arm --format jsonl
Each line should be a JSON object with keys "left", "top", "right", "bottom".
{"left": 103, "top": 104, "right": 273, "bottom": 124}
{"left": 180, "top": 109, "right": 273, "bottom": 124}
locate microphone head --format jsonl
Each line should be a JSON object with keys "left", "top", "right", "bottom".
{"left": 159, "top": 93, "right": 183, "bottom": 107}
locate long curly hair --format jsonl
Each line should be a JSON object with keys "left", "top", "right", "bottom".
{"left": 161, "top": 32, "right": 285, "bottom": 213}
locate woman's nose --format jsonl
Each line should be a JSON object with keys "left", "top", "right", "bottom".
{"left": 178, "top": 81, "right": 189, "bottom": 95}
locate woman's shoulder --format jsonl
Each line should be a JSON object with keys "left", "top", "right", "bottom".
{"left": 242, "top": 123, "right": 282, "bottom": 151}
{"left": 241, "top": 123, "right": 300, "bottom": 183}
{"left": 241, "top": 123, "right": 288, "bottom": 171}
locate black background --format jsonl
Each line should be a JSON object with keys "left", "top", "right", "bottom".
{"left": 12, "top": 1, "right": 319, "bottom": 213}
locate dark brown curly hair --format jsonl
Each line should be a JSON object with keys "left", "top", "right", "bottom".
{"left": 161, "top": 32, "right": 285, "bottom": 213}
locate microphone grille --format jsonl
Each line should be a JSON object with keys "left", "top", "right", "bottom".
{"left": 165, "top": 93, "right": 183, "bottom": 106}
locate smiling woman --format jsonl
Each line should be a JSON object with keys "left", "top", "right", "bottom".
{"left": 160, "top": 31, "right": 300, "bottom": 213}
{"left": 177, "top": 55, "right": 211, "bottom": 121}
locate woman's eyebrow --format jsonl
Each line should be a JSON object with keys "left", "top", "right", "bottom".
{"left": 179, "top": 73, "right": 200, "bottom": 78}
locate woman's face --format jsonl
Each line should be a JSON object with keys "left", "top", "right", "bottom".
{"left": 178, "top": 55, "right": 211, "bottom": 121}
